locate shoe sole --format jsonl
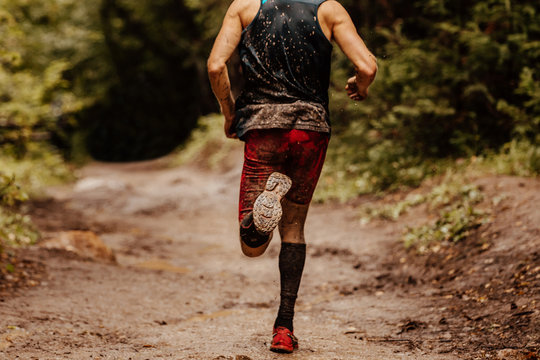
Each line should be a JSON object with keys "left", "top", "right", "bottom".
{"left": 253, "top": 172, "right": 292, "bottom": 234}
{"left": 269, "top": 345, "right": 294, "bottom": 354}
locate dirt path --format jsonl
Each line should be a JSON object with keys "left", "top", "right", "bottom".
{"left": 0, "top": 157, "right": 538, "bottom": 359}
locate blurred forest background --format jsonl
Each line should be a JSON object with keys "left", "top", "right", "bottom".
{"left": 1, "top": 0, "right": 539, "bottom": 250}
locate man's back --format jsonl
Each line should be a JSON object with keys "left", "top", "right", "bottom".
{"left": 207, "top": 0, "right": 376, "bottom": 137}
{"left": 235, "top": 0, "right": 333, "bottom": 139}
{"left": 236, "top": 0, "right": 346, "bottom": 41}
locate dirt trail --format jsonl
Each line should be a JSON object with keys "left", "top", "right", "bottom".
{"left": 0, "top": 157, "right": 538, "bottom": 359}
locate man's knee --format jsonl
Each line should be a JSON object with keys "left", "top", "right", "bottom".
{"left": 239, "top": 213, "right": 273, "bottom": 257}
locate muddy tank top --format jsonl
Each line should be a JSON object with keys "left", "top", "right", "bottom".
{"left": 235, "top": 0, "right": 333, "bottom": 139}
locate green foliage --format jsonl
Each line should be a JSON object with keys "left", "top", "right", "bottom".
{"left": 0, "top": 208, "right": 39, "bottom": 251}
{"left": 0, "top": 148, "right": 72, "bottom": 252}
{"left": 401, "top": 178, "right": 487, "bottom": 253}
{"left": 0, "top": 145, "right": 73, "bottom": 196}
{"left": 350, "top": 169, "right": 488, "bottom": 253}
{"left": 403, "top": 203, "right": 486, "bottom": 254}
{"left": 439, "top": 139, "right": 540, "bottom": 178}
{"left": 0, "top": 149, "right": 69, "bottom": 253}
{"left": 0, "top": 173, "right": 39, "bottom": 253}
{"left": 1, "top": 0, "right": 106, "bottom": 159}
{"left": 498, "top": 66, "right": 540, "bottom": 143}
{"left": 483, "top": 139, "right": 540, "bottom": 176}
{"left": 2, "top": 0, "right": 206, "bottom": 162}
{"left": 359, "top": 173, "right": 484, "bottom": 222}
{"left": 0, "top": 145, "right": 70, "bottom": 253}
{"left": 321, "top": 0, "right": 540, "bottom": 199}
{"left": 0, "top": 174, "right": 28, "bottom": 207}
{"left": 0, "top": 3, "right": 77, "bottom": 254}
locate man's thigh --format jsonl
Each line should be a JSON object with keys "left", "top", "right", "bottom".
{"left": 239, "top": 129, "right": 288, "bottom": 222}
{"left": 283, "top": 129, "right": 329, "bottom": 205}
{"left": 238, "top": 129, "right": 329, "bottom": 222}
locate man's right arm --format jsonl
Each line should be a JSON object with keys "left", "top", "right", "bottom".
{"left": 207, "top": 0, "right": 244, "bottom": 138}
{"left": 320, "top": 1, "right": 377, "bottom": 100}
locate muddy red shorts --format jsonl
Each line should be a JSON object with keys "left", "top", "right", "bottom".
{"left": 239, "top": 129, "right": 329, "bottom": 222}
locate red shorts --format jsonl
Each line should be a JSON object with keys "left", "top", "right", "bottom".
{"left": 239, "top": 129, "right": 329, "bottom": 222}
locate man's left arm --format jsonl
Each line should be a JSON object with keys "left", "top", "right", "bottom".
{"left": 320, "top": 1, "right": 377, "bottom": 101}
{"left": 207, "top": 1, "right": 243, "bottom": 138}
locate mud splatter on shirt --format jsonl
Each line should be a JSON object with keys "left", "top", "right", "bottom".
{"left": 235, "top": 0, "right": 333, "bottom": 139}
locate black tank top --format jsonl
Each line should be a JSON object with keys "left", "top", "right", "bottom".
{"left": 235, "top": 0, "right": 333, "bottom": 139}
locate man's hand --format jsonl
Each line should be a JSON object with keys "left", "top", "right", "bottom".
{"left": 345, "top": 76, "right": 368, "bottom": 101}
{"left": 220, "top": 97, "right": 238, "bottom": 139}
{"left": 224, "top": 112, "right": 238, "bottom": 139}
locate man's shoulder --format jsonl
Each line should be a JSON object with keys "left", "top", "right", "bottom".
{"left": 318, "top": 0, "right": 349, "bottom": 25}
{"left": 319, "top": 0, "right": 346, "bottom": 13}
{"left": 232, "top": 0, "right": 260, "bottom": 12}
{"left": 230, "top": 0, "right": 260, "bottom": 26}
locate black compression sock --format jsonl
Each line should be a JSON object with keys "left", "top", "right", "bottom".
{"left": 274, "top": 242, "right": 306, "bottom": 332}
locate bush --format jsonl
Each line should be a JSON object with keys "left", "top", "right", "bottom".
{"left": 403, "top": 203, "right": 486, "bottom": 254}
{"left": 486, "top": 140, "right": 540, "bottom": 176}
{"left": 0, "top": 174, "right": 39, "bottom": 253}
{"left": 318, "top": 0, "right": 540, "bottom": 200}
{"left": 0, "top": 1, "right": 100, "bottom": 160}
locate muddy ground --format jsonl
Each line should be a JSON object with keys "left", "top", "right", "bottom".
{"left": 0, "top": 154, "right": 538, "bottom": 359}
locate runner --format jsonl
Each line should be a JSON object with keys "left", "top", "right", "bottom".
{"left": 208, "top": 0, "right": 377, "bottom": 353}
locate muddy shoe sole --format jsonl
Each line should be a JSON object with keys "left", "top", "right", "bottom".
{"left": 253, "top": 172, "right": 292, "bottom": 234}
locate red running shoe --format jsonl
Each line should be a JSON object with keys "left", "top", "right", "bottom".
{"left": 270, "top": 326, "right": 298, "bottom": 353}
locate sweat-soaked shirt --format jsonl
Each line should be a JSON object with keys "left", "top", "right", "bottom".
{"left": 235, "top": 0, "right": 333, "bottom": 139}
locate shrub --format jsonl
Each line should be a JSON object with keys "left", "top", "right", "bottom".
{"left": 0, "top": 174, "right": 39, "bottom": 253}
{"left": 318, "top": 0, "right": 540, "bottom": 200}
